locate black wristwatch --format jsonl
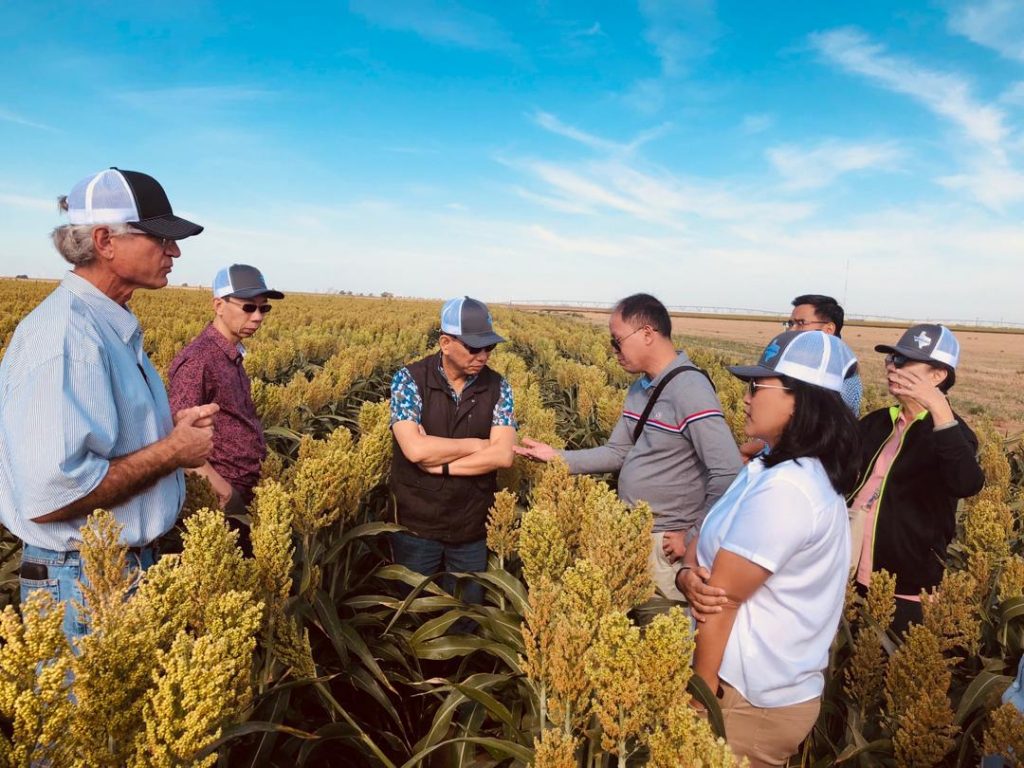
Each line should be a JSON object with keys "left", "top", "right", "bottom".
{"left": 442, "top": 463, "right": 450, "bottom": 478}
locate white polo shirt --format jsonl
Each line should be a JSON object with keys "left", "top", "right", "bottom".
{"left": 697, "top": 455, "right": 849, "bottom": 708}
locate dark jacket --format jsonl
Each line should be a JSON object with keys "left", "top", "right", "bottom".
{"left": 852, "top": 406, "right": 985, "bottom": 595}
{"left": 390, "top": 353, "right": 502, "bottom": 544}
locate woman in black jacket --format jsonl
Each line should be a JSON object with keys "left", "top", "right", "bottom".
{"left": 850, "top": 323, "right": 985, "bottom": 634}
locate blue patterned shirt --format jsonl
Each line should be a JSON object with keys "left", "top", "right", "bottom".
{"left": 842, "top": 371, "right": 863, "bottom": 417}
{"left": 390, "top": 362, "right": 516, "bottom": 428}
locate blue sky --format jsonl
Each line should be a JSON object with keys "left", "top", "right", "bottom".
{"left": 1, "top": 1, "right": 1023, "bottom": 323}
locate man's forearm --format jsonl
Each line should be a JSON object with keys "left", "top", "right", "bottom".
{"left": 188, "top": 463, "right": 234, "bottom": 504}
{"left": 560, "top": 444, "right": 626, "bottom": 475}
{"left": 447, "top": 442, "right": 514, "bottom": 476}
{"left": 33, "top": 437, "right": 181, "bottom": 523}
{"left": 411, "top": 435, "right": 488, "bottom": 467}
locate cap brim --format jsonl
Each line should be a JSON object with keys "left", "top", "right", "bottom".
{"left": 727, "top": 364, "right": 777, "bottom": 381}
{"left": 227, "top": 288, "right": 285, "bottom": 300}
{"left": 873, "top": 343, "right": 933, "bottom": 362}
{"left": 457, "top": 331, "right": 506, "bottom": 347}
{"left": 131, "top": 214, "right": 204, "bottom": 240}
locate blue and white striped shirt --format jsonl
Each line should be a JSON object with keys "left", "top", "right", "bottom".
{"left": 0, "top": 272, "right": 184, "bottom": 550}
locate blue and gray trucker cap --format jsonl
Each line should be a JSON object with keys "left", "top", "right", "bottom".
{"left": 213, "top": 264, "right": 284, "bottom": 300}
{"left": 440, "top": 296, "right": 505, "bottom": 347}
{"left": 728, "top": 330, "right": 858, "bottom": 392}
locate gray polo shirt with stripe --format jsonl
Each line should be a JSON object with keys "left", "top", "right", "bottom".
{"left": 0, "top": 272, "right": 184, "bottom": 551}
{"left": 561, "top": 351, "right": 742, "bottom": 534}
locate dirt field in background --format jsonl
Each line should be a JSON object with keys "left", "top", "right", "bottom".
{"left": 572, "top": 311, "right": 1024, "bottom": 437}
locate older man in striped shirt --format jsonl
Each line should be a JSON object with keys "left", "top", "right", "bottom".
{"left": 0, "top": 168, "right": 217, "bottom": 641}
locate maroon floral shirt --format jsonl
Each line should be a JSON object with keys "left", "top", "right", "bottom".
{"left": 168, "top": 324, "right": 266, "bottom": 501}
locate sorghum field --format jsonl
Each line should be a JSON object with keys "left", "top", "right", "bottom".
{"left": 0, "top": 278, "right": 1021, "bottom": 767}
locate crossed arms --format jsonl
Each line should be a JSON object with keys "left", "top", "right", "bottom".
{"left": 392, "top": 421, "right": 516, "bottom": 475}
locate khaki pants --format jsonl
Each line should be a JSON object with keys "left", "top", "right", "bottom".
{"left": 631, "top": 533, "right": 690, "bottom": 626}
{"left": 649, "top": 531, "right": 686, "bottom": 601}
{"left": 719, "top": 682, "right": 820, "bottom": 768}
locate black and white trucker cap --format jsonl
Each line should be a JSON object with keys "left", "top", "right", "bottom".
{"left": 65, "top": 167, "right": 203, "bottom": 240}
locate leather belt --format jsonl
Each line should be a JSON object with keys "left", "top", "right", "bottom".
{"left": 20, "top": 540, "right": 160, "bottom": 580}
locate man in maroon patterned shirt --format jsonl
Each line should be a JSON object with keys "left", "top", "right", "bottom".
{"left": 169, "top": 264, "right": 283, "bottom": 540}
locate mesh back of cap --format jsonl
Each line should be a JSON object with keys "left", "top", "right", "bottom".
{"left": 66, "top": 169, "right": 139, "bottom": 225}
{"left": 440, "top": 298, "right": 464, "bottom": 335}
{"left": 777, "top": 332, "right": 856, "bottom": 392}
{"left": 933, "top": 327, "right": 960, "bottom": 368}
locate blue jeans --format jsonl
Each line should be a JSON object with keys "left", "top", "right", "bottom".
{"left": 20, "top": 544, "right": 158, "bottom": 643}
{"left": 390, "top": 532, "right": 487, "bottom": 606}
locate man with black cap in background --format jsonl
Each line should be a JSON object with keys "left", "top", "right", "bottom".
{"left": 389, "top": 296, "right": 516, "bottom": 609}
{"left": 0, "top": 168, "right": 216, "bottom": 641}
{"left": 169, "top": 264, "right": 284, "bottom": 551}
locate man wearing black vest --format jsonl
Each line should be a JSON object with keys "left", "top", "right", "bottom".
{"left": 389, "top": 297, "right": 516, "bottom": 607}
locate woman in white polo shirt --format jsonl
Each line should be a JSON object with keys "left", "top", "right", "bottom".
{"left": 676, "top": 331, "right": 860, "bottom": 768}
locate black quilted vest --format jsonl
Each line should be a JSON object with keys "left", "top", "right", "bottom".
{"left": 390, "top": 353, "right": 501, "bottom": 543}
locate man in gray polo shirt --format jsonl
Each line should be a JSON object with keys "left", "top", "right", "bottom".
{"left": 515, "top": 293, "right": 741, "bottom": 604}
{"left": 0, "top": 168, "right": 216, "bottom": 641}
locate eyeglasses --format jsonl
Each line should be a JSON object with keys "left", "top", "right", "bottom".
{"left": 746, "top": 381, "right": 792, "bottom": 398}
{"left": 610, "top": 325, "right": 646, "bottom": 353}
{"left": 453, "top": 337, "right": 495, "bottom": 355}
{"left": 783, "top": 319, "right": 828, "bottom": 330}
{"left": 226, "top": 298, "right": 273, "bottom": 315}
{"left": 884, "top": 352, "right": 910, "bottom": 369}
{"left": 110, "top": 229, "right": 173, "bottom": 251}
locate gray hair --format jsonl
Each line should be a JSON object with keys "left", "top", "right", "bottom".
{"left": 51, "top": 215, "right": 142, "bottom": 266}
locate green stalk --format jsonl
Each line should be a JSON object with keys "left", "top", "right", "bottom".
{"left": 617, "top": 708, "right": 627, "bottom": 765}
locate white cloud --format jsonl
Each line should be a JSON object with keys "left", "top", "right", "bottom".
{"left": 348, "top": 0, "right": 517, "bottom": 53}
{"left": 513, "top": 155, "right": 814, "bottom": 227}
{"left": 938, "top": 162, "right": 1024, "bottom": 210}
{"left": 638, "top": 0, "right": 719, "bottom": 77}
{"left": 767, "top": 139, "right": 902, "bottom": 190}
{"left": 1001, "top": 81, "right": 1024, "bottom": 106}
{"left": 949, "top": 0, "right": 1024, "bottom": 63}
{"left": 575, "top": 22, "right": 604, "bottom": 38}
{"left": 620, "top": 78, "right": 666, "bottom": 116}
{"left": 619, "top": 1, "right": 718, "bottom": 117}
{"left": 0, "top": 107, "right": 57, "bottom": 133}
{"left": 113, "top": 86, "right": 274, "bottom": 114}
{"left": 809, "top": 27, "right": 1008, "bottom": 152}
{"left": 742, "top": 113, "right": 774, "bottom": 134}
{"left": 533, "top": 111, "right": 671, "bottom": 155}
{"left": 0, "top": 193, "right": 56, "bottom": 212}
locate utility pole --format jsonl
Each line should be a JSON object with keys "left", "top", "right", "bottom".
{"left": 843, "top": 257, "right": 850, "bottom": 306}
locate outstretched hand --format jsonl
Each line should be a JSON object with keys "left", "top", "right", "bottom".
{"left": 513, "top": 437, "right": 557, "bottom": 462}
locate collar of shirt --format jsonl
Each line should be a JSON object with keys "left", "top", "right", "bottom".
{"left": 435, "top": 358, "right": 476, "bottom": 402}
{"left": 201, "top": 323, "right": 245, "bottom": 364}
{"left": 639, "top": 350, "right": 692, "bottom": 391}
{"left": 887, "top": 405, "right": 928, "bottom": 428}
{"left": 61, "top": 271, "right": 140, "bottom": 344}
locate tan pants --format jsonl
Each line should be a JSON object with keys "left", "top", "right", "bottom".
{"left": 648, "top": 531, "right": 686, "bottom": 601}
{"left": 719, "top": 682, "right": 820, "bottom": 768}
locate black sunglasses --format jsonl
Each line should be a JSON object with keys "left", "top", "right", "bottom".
{"left": 884, "top": 352, "right": 910, "bottom": 368}
{"left": 452, "top": 337, "right": 495, "bottom": 355}
{"left": 227, "top": 298, "right": 273, "bottom": 315}
{"left": 610, "top": 325, "right": 646, "bottom": 353}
